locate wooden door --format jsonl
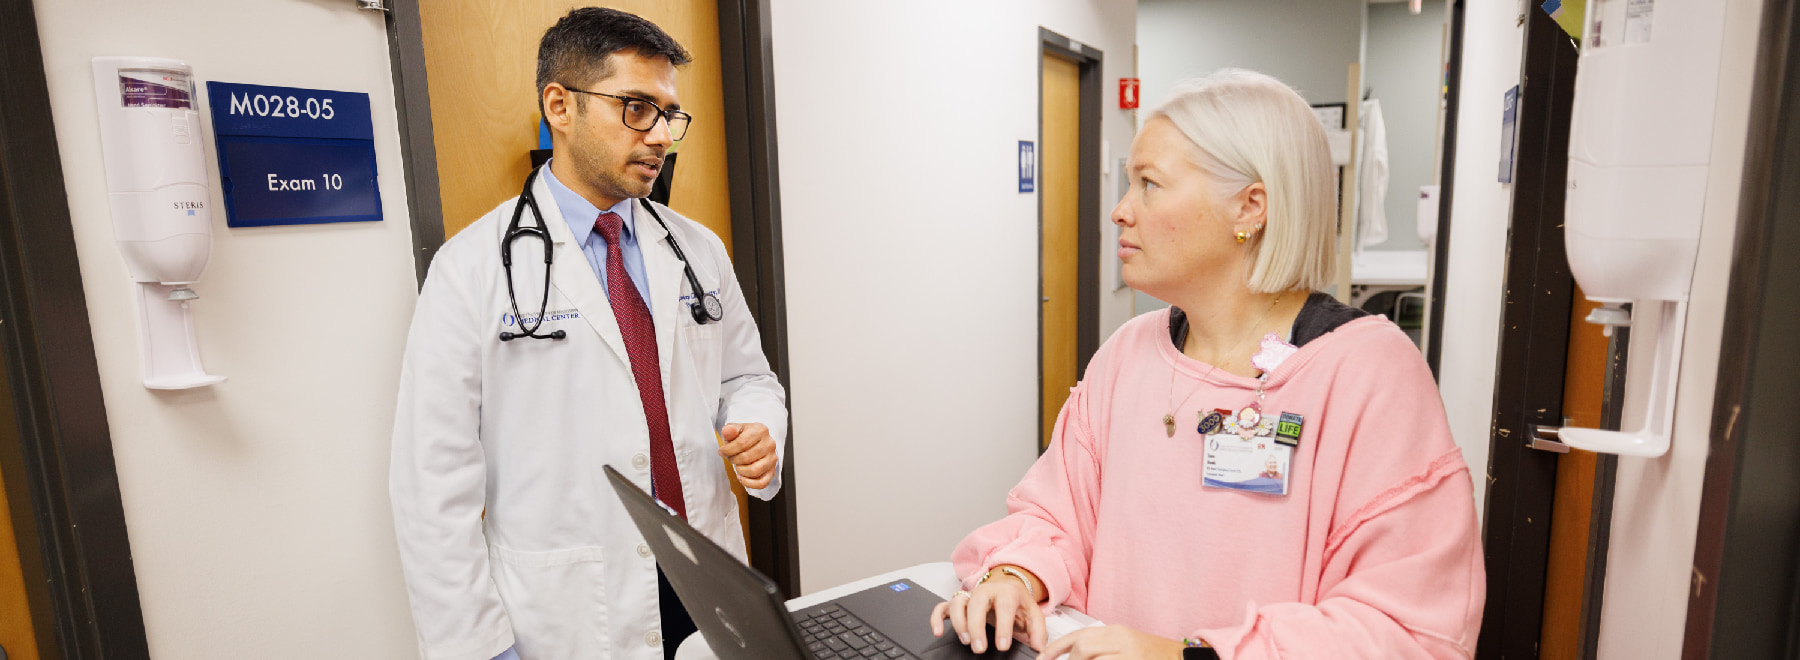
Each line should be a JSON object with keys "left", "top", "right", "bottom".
{"left": 0, "top": 464, "right": 40, "bottom": 660}
{"left": 417, "top": 0, "right": 748, "bottom": 541}
{"left": 1040, "top": 53, "right": 1080, "bottom": 450}
{"left": 419, "top": 0, "right": 734, "bottom": 249}
{"left": 1537, "top": 288, "right": 1610, "bottom": 659}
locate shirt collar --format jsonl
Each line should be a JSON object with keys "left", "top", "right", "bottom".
{"left": 541, "top": 159, "right": 636, "bottom": 245}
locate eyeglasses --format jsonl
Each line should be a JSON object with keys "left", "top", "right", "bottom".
{"left": 563, "top": 87, "right": 692, "bottom": 141}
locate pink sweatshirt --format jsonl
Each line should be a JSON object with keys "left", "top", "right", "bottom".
{"left": 954, "top": 309, "right": 1484, "bottom": 659}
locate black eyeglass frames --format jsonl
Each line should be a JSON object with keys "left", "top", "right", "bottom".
{"left": 563, "top": 87, "right": 692, "bottom": 141}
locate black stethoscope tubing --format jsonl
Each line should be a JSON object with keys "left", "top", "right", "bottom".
{"left": 499, "top": 166, "right": 722, "bottom": 342}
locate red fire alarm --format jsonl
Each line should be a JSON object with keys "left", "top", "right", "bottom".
{"left": 1119, "top": 78, "right": 1141, "bottom": 110}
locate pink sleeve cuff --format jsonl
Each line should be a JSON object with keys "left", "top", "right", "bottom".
{"left": 1193, "top": 603, "right": 1263, "bottom": 660}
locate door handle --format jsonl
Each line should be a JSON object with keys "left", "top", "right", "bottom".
{"left": 1527, "top": 425, "right": 1570, "bottom": 453}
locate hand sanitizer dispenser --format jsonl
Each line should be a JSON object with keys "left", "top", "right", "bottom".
{"left": 1559, "top": 0, "right": 1727, "bottom": 456}
{"left": 91, "top": 56, "right": 226, "bottom": 389}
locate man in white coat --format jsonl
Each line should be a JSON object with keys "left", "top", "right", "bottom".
{"left": 390, "top": 8, "right": 788, "bottom": 660}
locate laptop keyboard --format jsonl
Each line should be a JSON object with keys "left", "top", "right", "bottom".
{"left": 794, "top": 603, "right": 915, "bottom": 660}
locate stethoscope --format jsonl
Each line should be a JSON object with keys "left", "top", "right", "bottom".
{"left": 499, "top": 166, "right": 724, "bottom": 342}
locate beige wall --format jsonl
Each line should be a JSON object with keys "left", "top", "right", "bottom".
{"left": 33, "top": 0, "right": 420, "bottom": 656}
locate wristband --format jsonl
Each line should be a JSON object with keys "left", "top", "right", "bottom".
{"left": 978, "top": 566, "right": 1038, "bottom": 601}
{"left": 1181, "top": 638, "right": 1218, "bottom": 659}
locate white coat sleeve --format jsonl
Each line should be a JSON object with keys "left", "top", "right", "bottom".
{"left": 709, "top": 233, "right": 789, "bottom": 500}
{"left": 390, "top": 254, "right": 515, "bottom": 660}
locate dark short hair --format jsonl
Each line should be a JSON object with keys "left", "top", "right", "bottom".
{"left": 536, "top": 7, "right": 692, "bottom": 114}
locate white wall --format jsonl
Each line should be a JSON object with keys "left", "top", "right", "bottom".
{"left": 1432, "top": 0, "right": 1525, "bottom": 520}
{"left": 33, "top": 1, "right": 420, "bottom": 657}
{"left": 1363, "top": 3, "right": 1444, "bottom": 251}
{"left": 1133, "top": 0, "right": 1365, "bottom": 313}
{"left": 1595, "top": 0, "right": 1762, "bottom": 655}
{"left": 1138, "top": 0, "right": 1365, "bottom": 108}
{"left": 770, "top": 0, "right": 1138, "bottom": 592}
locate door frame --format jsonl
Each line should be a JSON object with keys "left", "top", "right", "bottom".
{"left": 715, "top": 0, "right": 801, "bottom": 599}
{"left": 1474, "top": 8, "right": 1612, "bottom": 658}
{"left": 383, "top": 0, "right": 804, "bottom": 597}
{"left": 1036, "top": 28, "right": 1102, "bottom": 454}
{"left": 1682, "top": 0, "right": 1800, "bottom": 654}
{"left": 1424, "top": 0, "right": 1465, "bottom": 378}
{"left": 0, "top": 0, "right": 151, "bottom": 656}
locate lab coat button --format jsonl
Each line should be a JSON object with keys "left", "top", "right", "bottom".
{"left": 637, "top": 543, "right": 652, "bottom": 558}
{"left": 646, "top": 630, "right": 663, "bottom": 647}
{"left": 632, "top": 453, "right": 649, "bottom": 470}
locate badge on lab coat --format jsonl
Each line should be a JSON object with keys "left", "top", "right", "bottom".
{"left": 1201, "top": 406, "right": 1294, "bottom": 496}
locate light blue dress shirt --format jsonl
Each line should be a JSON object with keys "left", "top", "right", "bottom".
{"left": 542, "top": 161, "right": 654, "bottom": 312}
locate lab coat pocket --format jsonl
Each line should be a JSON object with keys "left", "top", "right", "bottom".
{"left": 489, "top": 544, "right": 607, "bottom": 660}
{"left": 710, "top": 499, "right": 749, "bottom": 561}
{"left": 681, "top": 323, "right": 723, "bottom": 418}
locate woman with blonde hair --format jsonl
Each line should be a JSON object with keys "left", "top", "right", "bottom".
{"left": 929, "top": 70, "right": 1483, "bottom": 659}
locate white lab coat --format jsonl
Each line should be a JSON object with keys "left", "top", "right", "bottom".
{"left": 390, "top": 174, "right": 788, "bottom": 660}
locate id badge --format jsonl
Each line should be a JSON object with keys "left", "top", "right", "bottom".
{"left": 1199, "top": 407, "right": 1297, "bottom": 496}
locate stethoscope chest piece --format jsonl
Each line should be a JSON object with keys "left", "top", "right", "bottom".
{"left": 692, "top": 292, "right": 724, "bottom": 324}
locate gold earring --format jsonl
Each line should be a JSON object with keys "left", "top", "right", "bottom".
{"left": 1235, "top": 231, "right": 1249, "bottom": 243}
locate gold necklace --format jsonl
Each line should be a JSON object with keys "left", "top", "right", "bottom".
{"left": 1163, "top": 293, "right": 1283, "bottom": 437}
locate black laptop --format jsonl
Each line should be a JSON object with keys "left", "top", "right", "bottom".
{"left": 604, "top": 466, "right": 1035, "bottom": 660}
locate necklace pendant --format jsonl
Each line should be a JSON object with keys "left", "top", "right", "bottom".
{"left": 1163, "top": 413, "right": 1176, "bottom": 438}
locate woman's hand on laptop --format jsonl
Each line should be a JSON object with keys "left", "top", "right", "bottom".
{"left": 1038, "top": 625, "right": 1188, "bottom": 660}
{"left": 928, "top": 566, "right": 1047, "bottom": 653}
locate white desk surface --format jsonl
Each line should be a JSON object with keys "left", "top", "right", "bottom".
{"left": 676, "top": 562, "right": 1101, "bottom": 660}
{"left": 1351, "top": 249, "right": 1429, "bottom": 287}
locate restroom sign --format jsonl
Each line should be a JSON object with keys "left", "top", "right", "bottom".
{"left": 1119, "top": 78, "right": 1141, "bottom": 110}
{"left": 1018, "top": 141, "right": 1035, "bottom": 193}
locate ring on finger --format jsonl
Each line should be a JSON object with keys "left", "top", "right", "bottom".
{"left": 953, "top": 590, "right": 972, "bottom": 601}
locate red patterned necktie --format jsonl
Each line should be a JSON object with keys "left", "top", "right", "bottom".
{"left": 595, "top": 211, "right": 686, "bottom": 520}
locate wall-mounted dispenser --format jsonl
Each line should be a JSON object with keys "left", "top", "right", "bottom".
{"left": 92, "top": 56, "right": 226, "bottom": 390}
{"left": 1557, "top": 0, "right": 1727, "bottom": 456}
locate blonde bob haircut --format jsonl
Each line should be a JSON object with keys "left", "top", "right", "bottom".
{"left": 1148, "top": 69, "right": 1337, "bottom": 293}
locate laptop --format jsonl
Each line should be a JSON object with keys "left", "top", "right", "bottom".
{"left": 604, "top": 466, "right": 1036, "bottom": 660}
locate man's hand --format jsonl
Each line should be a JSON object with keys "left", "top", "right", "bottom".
{"left": 718, "top": 423, "right": 777, "bottom": 489}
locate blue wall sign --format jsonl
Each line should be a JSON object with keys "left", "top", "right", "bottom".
{"left": 1499, "top": 85, "right": 1519, "bottom": 184}
{"left": 205, "top": 82, "right": 381, "bottom": 227}
{"left": 1019, "top": 141, "right": 1035, "bottom": 193}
